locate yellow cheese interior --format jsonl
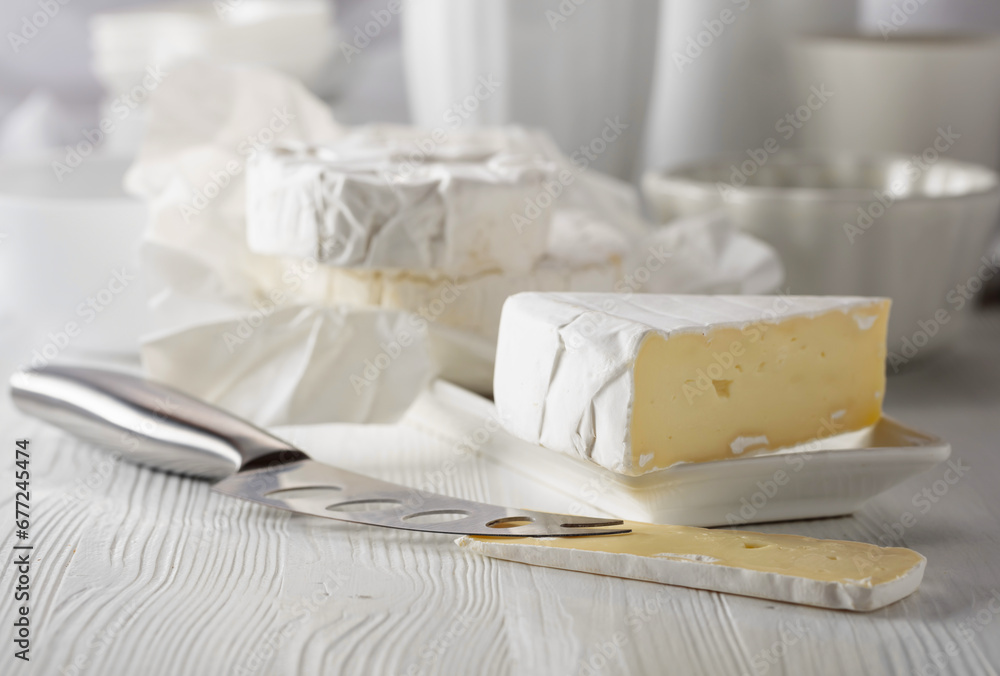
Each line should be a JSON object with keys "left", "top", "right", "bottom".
{"left": 473, "top": 521, "right": 921, "bottom": 586}
{"left": 630, "top": 302, "right": 889, "bottom": 470}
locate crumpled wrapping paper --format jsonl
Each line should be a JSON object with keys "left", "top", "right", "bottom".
{"left": 140, "top": 305, "right": 435, "bottom": 427}
{"left": 127, "top": 63, "right": 783, "bottom": 427}
{"left": 126, "top": 61, "right": 346, "bottom": 333}
{"left": 634, "top": 210, "right": 784, "bottom": 295}
{"left": 126, "top": 63, "right": 439, "bottom": 427}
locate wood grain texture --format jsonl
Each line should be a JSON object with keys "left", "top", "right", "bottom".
{"left": 1, "top": 311, "right": 999, "bottom": 676}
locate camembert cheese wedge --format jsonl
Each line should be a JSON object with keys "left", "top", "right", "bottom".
{"left": 457, "top": 522, "right": 924, "bottom": 611}
{"left": 494, "top": 293, "right": 889, "bottom": 475}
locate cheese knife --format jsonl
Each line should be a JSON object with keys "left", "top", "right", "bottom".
{"left": 10, "top": 365, "right": 628, "bottom": 537}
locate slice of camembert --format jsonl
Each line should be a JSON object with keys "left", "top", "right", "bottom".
{"left": 494, "top": 293, "right": 889, "bottom": 475}
{"left": 457, "top": 522, "right": 924, "bottom": 611}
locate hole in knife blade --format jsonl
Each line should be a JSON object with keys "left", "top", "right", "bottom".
{"left": 559, "top": 520, "right": 624, "bottom": 528}
{"left": 486, "top": 516, "right": 535, "bottom": 529}
{"left": 326, "top": 499, "right": 402, "bottom": 513}
{"left": 265, "top": 486, "right": 343, "bottom": 501}
{"left": 402, "top": 510, "right": 470, "bottom": 525}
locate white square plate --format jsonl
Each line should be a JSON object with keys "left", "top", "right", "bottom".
{"left": 407, "top": 380, "right": 952, "bottom": 527}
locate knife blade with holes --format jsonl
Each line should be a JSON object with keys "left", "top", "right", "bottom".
{"left": 9, "top": 366, "right": 627, "bottom": 537}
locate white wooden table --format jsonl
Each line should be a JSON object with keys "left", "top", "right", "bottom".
{"left": 2, "top": 311, "right": 999, "bottom": 676}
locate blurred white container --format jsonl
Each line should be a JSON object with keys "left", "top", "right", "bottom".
{"left": 400, "top": 0, "right": 658, "bottom": 179}
{"left": 860, "top": 0, "right": 1000, "bottom": 36}
{"left": 90, "top": 0, "right": 336, "bottom": 98}
{"left": 0, "top": 157, "right": 148, "bottom": 357}
{"left": 643, "top": 0, "right": 855, "bottom": 173}
{"left": 90, "top": 0, "right": 338, "bottom": 156}
{"left": 643, "top": 152, "right": 1000, "bottom": 358}
{"left": 790, "top": 34, "right": 1000, "bottom": 169}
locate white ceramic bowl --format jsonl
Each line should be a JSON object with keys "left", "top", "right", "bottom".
{"left": 0, "top": 157, "right": 148, "bottom": 358}
{"left": 643, "top": 152, "right": 1000, "bottom": 358}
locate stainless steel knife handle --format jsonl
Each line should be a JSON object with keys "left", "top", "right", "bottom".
{"left": 9, "top": 366, "right": 305, "bottom": 480}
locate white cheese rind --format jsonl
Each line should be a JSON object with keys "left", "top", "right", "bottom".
{"left": 456, "top": 536, "right": 925, "bottom": 611}
{"left": 246, "top": 142, "right": 556, "bottom": 275}
{"left": 493, "top": 293, "right": 888, "bottom": 474}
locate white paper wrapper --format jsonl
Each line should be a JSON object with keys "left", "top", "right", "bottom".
{"left": 141, "top": 305, "right": 435, "bottom": 427}
{"left": 126, "top": 61, "right": 346, "bottom": 336}
{"left": 127, "top": 63, "right": 783, "bottom": 423}
{"left": 124, "top": 62, "right": 415, "bottom": 426}
{"left": 635, "top": 210, "right": 785, "bottom": 295}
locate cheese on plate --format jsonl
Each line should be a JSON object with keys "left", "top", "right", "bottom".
{"left": 494, "top": 293, "right": 889, "bottom": 475}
